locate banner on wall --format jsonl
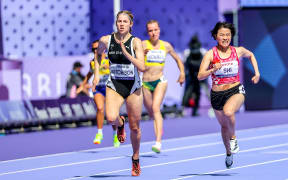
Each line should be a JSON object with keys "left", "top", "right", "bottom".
{"left": 29, "top": 96, "right": 96, "bottom": 121}
{"left": 0, "top": 96, "right": 97, "bottom": 128}
{"left": 22, "top": 55, "right": 92, "bottom": 100}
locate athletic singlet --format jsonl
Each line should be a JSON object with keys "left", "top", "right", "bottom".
{"left": 106, "top": 33, "right": 141, "bottom": 98}
{"left": 210, "top": 46, "right": 240, "bottom": 85}
{"left": 90, "top": 56, "right": 110, "bottom": 87}
{"left": 144, "top": 40, "right": 166, "bottom": 66}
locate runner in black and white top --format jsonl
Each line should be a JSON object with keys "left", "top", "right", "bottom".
{"left": 106, "top": 33, "right": 142, "bottom": 98}
{"left": 92, "top": 10, "right": 145, "bottom": 177}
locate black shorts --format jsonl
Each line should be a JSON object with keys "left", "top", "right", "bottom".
{"left": 210, "top": 84, "right": 246, "bottom": 110}
{"left": 107, "top": 79, "right": 141, "bottom": 99}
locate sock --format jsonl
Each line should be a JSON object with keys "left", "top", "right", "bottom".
{"left": 98, "top": 129, "right": 103, "bottom": 134}
{"left": 132, "top": 157, "right": 139, "bottom": 163}
{"left": 155, "top": 141, "right": 162, "bottom": 147}
{"left": 113, "top": 130, "right": 117, "bottom": 136}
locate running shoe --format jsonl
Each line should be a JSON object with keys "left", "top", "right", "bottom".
{"left": 93, "top": 133, "right": 103, "bottom": 144}
{"left": 113, "top": 134, "right": 120, "bottom": 147}
{"left": 225, "top": 154, "right": 233, "bottom": 169}
{"left": 152, "top": 144, "right": 161, "bottom": 153}
{"left": 117, "top": 116, "right": 126, "bottom": 143}
{"left": 230, "top": 138, "right": 239, "bottom": 154}
{"left": 131, "top": 158, "right": 141, "bottom": 176}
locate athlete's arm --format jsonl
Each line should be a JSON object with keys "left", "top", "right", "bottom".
{"left": 77, "top": 71, "right": 93, "bottom": 94}
{"left": 198, "top": 49, "right": 219, "bottom": 80}
{"left": 121, "top": 37, "right": 145, "bottom": 72}
{"left": 237, "top": 46, "right": 260, "bottom": 84}
{"left": 166, "top": 42, "right": 185, "bottom": 86}
{"left": 142, "top": 40, "right": 150, "bottom": 56}
{"left": 92, "top": 35, "right": 108, "bottom": 91}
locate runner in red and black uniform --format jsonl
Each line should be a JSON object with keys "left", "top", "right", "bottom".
{"left": 198, "top": 22, "right": 260, "bottom": 168}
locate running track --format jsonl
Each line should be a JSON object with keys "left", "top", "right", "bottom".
{"left": 0, "top": 110, "right": 287, "bottom": 179}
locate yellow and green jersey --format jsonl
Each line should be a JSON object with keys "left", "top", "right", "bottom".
{"left": 144, "top": 40, "right": 166, "bottom": 67}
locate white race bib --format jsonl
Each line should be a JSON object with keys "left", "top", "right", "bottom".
{"left": 215, "top": 61, "right": 238, "bottom": 77}
{"left": 110, "top": 64, "right": 135, "bottom": 80}
{"left": 146, "top": 50, "right": 166, "bottom": 63}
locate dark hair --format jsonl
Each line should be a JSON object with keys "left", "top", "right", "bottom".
{"left": 91, "top": 40, "right": 99, "bottom": 52}
{"left": 210, "top": 22, "right": 235, "bottom": 40}
{"left": 92, "top": 39, "right": 99, "bottom": 44}
{"left": 188, "top": 34, "right": 201, "bottom": 50}
{"left": 73, "top": 61, "right": 83, "bottom": 69}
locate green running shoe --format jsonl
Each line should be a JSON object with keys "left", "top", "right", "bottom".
{"left": 152, "top": 144, "right": 161, "bottom": 153}
{"left": 93, "top": 133, "right": 103, "bottom": 144}
{"left": 113, "top": 134, "right": 120, "bottom": 147}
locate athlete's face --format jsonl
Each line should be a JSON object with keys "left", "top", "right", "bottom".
{"left": 216, "top": 28, "right": 232, "bottom": 48}
{"left": 116, "top": 14, "right": 132, "bottom": 34}
{"left": 92, "top": 42, "right": 98, "bottom": 53}
{"left": 147, "top": 22, "right": 160, "bottom": 42}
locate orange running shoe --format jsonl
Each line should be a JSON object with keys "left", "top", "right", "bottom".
{"left": 117, "top": 116, "right": 126, "bottom": 143}
{"left": 131, "top": 158, "right": 141, "bottom": 176}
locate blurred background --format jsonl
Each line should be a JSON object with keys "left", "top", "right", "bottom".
{"left": 0, "top": 0, "right": 287, "bottom": 133}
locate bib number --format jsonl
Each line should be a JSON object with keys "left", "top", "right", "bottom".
{"left": 215, "top": 61, "right": 238, "bottom": 77}
{"left": 110, "top": 64, "right": 134, "bottom": 80}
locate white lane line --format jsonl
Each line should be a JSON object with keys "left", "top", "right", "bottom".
{"left": 63, "top": 143, "right": 288, "bottom": 180}
{"left": 1, "top": 123, "right": 288, "bottom": 164}
{"left": 1, "top": 131, "right": 288, "bottom": 177}
{"left": 171, "top": 157, "right": 288, "bottom": 180}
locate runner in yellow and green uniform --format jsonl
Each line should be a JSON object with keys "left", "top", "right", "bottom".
{"left": 142, "top": 20, "right": 185, "bottom": 153}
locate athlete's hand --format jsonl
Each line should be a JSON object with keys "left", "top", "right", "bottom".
{"left": 212, "top": 59, "right": 222, "bottom": 72}
{"left": 212, "top": 63, "right": 222, "bottom": 72}
{"left": 100, "top": 63, "right": 109, "bottom": 70}
{"left": 251, "top": 73, "right": 260, "bottom": 84}
{"left": 76, "top": 85, "right": 84, "bottom": 94}
{"left": 177, "top": 73, "right": 185, "bottom": 86}
{"left": 115, "top": 36, "right": 127, "bottom": 54}
{"left": 144, "top": 49, "right": 150, "bottom": 56}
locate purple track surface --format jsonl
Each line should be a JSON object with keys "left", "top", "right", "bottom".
{"left": 0, "top": 109, "right": 287, "bottom": 179}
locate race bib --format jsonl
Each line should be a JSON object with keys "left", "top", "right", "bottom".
{"left": 146, "top": 50, "right": 166, "bottom": 63}
{"left": 215, "top": 61, "right": 238, "bottom": 77}
{"left": 110, "top": 64, "right": 135, "bottom": 80}
{"left": 98, "top": 74, "right": 109, "bottom": 86}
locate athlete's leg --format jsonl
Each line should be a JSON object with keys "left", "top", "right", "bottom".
{"left": 213, "top": 90, "right": 245, "bottom": 152}
{"left": 223, "top": 93, "right": 245, "bottom": 139}
{"left": 214, "top": 110, "right": 231, "bottom": 154}
{"left": 126, "top": 88, "right": 143, "bottom": 160}
{"left": 142, "top": 87, "right": 153, "bottom": 119}
{"left": 93, "top": 93, "right": 105, "bottom": 144}
{"left": 126, "top": 88, "right": 143, "bottom": 176}
{"left": 223, "top": 93, "right": 245, "bottom": 154}
{"left": 94, "top": 93, "right": 105, "bottom": 129}
{"left": 105, "top": 87, "right": 125, "bottom": 126}
{"left": 152, "top": 82, "right": 167, "bottom": 143}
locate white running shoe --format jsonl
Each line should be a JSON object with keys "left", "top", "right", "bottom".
{"left": 152, "top": 143, "right": 161, "bottom": 153}
{"left": 225, "top": 154, "right": 233, "bottom": 169}
{"left": 230, "top": 138, "right": 239, "bottom": 154}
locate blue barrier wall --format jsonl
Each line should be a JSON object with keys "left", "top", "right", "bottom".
{"left": 239, "top": 8, "right": 288, "bottom": 110}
